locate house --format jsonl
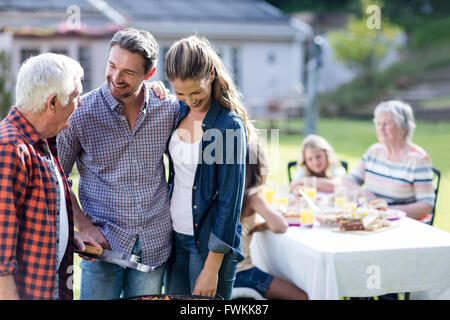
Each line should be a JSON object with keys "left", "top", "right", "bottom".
{"left": 0, "top": 0, "right": 123, "bottom": 100}
{"left": 0, "top": 0, "right": 313, "bottom": 117}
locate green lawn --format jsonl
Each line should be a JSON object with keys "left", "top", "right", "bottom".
{"left": 421, "top": 94, "right": 450, "bottom": 109}
{"left": 70, "top": 117, "right": 450, "bottom": 299}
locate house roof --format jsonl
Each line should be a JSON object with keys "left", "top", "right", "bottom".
{"left": 107, "top": 0, "right": 288, "bottom": 23}
{"left": 108, "top": 0, "right": 312, "bottom": 40}
{"left": 0, "top": 0, "right": 120, "bottom": 36}
{"left": 0, "top": 0, "right": 312, "bottom": 40}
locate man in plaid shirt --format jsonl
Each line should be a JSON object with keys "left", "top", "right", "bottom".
{"left": 57, "top": 28, "right": 180, "bottom": 299}
{"left": 0, "top": 53, "right": 95, "bottom": 299}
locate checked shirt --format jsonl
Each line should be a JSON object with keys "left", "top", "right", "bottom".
{"left": 57, "top": 82, "right": 180, "bottom": 267}
{"left": 0, "top": 107, "right": 74, "bottom": 300}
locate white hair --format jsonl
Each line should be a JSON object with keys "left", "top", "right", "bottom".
{"left": 374, "top": 100, "right": 416, "bottom": 141}
{"left": 15, "top": 53, "right": 84, "bottom": 114}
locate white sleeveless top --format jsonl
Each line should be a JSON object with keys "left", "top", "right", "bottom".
{"left": 168, "top": 130, "right": 201, "bottom": 235}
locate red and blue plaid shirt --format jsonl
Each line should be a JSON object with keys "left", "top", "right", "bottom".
{"left": 0, "top": 107, "right": 74, "bottom": 300}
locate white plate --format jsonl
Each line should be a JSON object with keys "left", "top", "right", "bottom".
{"left": 356, "top": 207, "right": 407, "bottom": 221}
{"left": 380, "top": 209, "right": 407, "bottom": 221}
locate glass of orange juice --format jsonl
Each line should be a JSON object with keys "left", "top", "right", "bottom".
{"left": 303, "top": 176, "right": 317, "bottom": 201}
{"left": 334, "top": 186, "right": 347, "bottom": 209}
{"left": 299, "top": 198, "right": 314, "bottom": 228}
{"left": 264, "top": 187, "right": 275, "bottom": 205}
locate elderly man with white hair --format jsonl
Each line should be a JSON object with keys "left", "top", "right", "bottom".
{"left": 343, "top": 100, "right": 435, "bottom": 222}
{"left": 0, "top": 53, "right": 95, "bottom": 300}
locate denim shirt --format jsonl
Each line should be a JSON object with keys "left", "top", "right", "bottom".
{"left": 168, "top": 100, "right": 247, "bottom": 262}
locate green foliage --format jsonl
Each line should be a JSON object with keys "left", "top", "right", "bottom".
{"left": 0, "top": 51, "right": 12, "bottom": 119}
{"left": 268, "top": 0, "right": 450, "bottom": 49}
{"left": 408, "top": 16, "right": 450, "bottom": 49}
{"left": 328, "top": 1, "right": 401, "bottom": 86}
{"left": 382, "top": 0, "right": 450, "bottom": 33}
{"left": 318, "top": 41, "right": 450, "bottom": 113}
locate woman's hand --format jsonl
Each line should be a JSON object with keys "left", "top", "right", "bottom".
{"left": 192, "top": 252, "right": 224, "bottom": 297}
{"left": 193, "top": 268, "right": 219, "bottom": 297}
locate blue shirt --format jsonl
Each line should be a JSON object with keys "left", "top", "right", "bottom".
{"left": 168, "top": 100, "right": 247, "bottom": 262}
{"left": 57, "top": 82, "right": 180, "bottom": 267}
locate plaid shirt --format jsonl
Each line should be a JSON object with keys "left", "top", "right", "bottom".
{"left": 57, "top": 82, "right": 180, "bottom": 267}
{"left": 0, "top": 107, "right": 74, "bottom": 300}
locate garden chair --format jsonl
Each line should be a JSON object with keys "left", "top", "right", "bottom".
{"left": 287, "top": 160, "right": 348, "bottom": 183}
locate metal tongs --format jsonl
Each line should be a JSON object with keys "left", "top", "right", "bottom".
{"left": 74, "top": 244, "right": 155, "bottom": 273}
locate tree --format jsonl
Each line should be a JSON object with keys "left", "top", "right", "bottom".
{"left": 0, "top": 51, "right": 12, "bottom": 119}
{"left": 328, "top": 0, "right": 401, "bottom": 85}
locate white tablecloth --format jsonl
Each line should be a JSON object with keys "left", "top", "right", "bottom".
{"left": 250, "top": 217, "right": 450, "bottom": 300}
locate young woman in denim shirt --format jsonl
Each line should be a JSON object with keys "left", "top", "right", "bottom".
{"left": 164, "top": 35, "right": 255, "bottom": 299}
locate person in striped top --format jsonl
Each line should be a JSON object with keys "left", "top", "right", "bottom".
{"left": 344, "top": 100, "right": 435, "bottom": 222}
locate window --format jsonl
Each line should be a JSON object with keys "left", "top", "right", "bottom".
{"left": 217, "top": 47, "right": 223, "bottom": 58}
{"left": 267, "top": 51, "right": 276, "bottom": 65}
{"left": 20, "top": 49, "right": 40, "bottom": 64}
{"left": 231, "top": 47, "right": 241, "bottom": 87}
{"left": 159, "top": 47, "right": 171, "bottom": 90}
{"left": 78, "top": 46, "right": 91, "bottom": 91}
{"left": 50, "top": 48, "right": 68, "bottom": 56}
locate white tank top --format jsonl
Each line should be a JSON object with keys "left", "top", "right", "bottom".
{"left": 168, "top": 129, "right": 201, "bottom": 235}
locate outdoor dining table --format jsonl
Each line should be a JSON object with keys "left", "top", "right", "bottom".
{"left": 250, "top": 216, "right": 450, "bottom": 300}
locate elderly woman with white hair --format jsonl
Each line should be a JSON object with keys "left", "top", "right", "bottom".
{"left": 343, "top": 100, "right": 435, "bottom": 222}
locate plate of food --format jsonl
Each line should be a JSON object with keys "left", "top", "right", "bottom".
{"left": 333, "top": 215, "right": 398, "bottom": 234}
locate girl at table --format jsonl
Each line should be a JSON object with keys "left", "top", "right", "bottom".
{"left": 234, "top": 140, "right": 308, "bottom": 300}
{"left": 164, "top": 35, "right": 251, "bottom": 300}
{"left": 290, "top": 134, "right": 346, "bottom": 193}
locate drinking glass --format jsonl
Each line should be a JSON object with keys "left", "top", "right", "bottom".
{"left": 334, "top": 186, "right": 347, "bottom": 209}
{"left": 343, "top": 190, "right": 358, "bottom": 215}
{"left": 276, "top": 184, "right": 290, "bottom": 211}
{"left": 299, "top": 198, "right": 314, "bottom": 228}
{"left": 303, "top": 176, "right": 317, "bottom": 201}
{"left": 263, "top": 182, "right": 275, "bottom": 205}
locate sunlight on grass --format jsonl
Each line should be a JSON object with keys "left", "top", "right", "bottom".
{"left": 421, "top": 94, "right": 450, "bottom": 109}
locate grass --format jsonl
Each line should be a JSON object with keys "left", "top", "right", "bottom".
{"left": 421, "top": 94, "right": 450, "bottom": 110}
{"left": 70, "top": 117, "right": 450, "bottom": 299}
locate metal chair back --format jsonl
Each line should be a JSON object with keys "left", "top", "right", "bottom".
{"left": 429, "top": 167, "right": 441, "bottom": 226}
{"left": 288, "top": 160, "right": 348, "bottom": 183}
